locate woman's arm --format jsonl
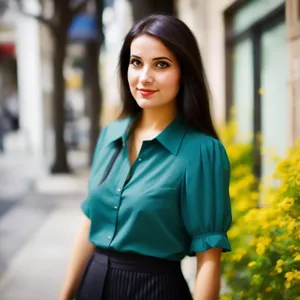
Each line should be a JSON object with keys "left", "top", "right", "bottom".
{"left": 59, "top": 215, "right": 95, "bottom": 300}
{"left": 193, "top": 248, "right": 222, "bottom": 300}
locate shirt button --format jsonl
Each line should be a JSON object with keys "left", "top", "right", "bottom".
{"left": 108, "top": 235, "right": 111, "bottom": 239}
{"left": 114, "top": 205, "right": 118, "bottom": 210}
{"left": 138, "top": 158, "right": 142, "bottom": 162}
{"left": 117, "top": 188, "right": 122, "bottom": 193}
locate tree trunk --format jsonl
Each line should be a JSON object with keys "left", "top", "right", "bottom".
{"left": 50, "top": 31, "right": 70, "bottom": 173}
{"left": 130, "top": 0, "right": 175, "bottom": 21}
{"left": 86, "top": 0, "right": 104, "bottom": 165}
{"left": 85, "top": 41, "right": 102, "bottom": 165}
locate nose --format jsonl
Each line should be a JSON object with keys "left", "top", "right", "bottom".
{"left": 139, "top": 67, "right": 154, "bottom": 85}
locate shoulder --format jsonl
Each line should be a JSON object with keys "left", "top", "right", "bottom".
{"left": 103, "top": 117, "right": 131, "bottom": 133}
{"left": 183, "top": 129, "right": 227, "bottom": 153}
{"left": 100, "top": 116, "right": 132, "bottom": 143}
{"left": 181, "top": 129, "right": 229, "bottom": 167}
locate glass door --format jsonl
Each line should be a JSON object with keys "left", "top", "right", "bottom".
{"left": 260, "top": 22, "right": 287, "bottom": 180}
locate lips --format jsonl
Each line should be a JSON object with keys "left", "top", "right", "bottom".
{"left": 137, "top": 88, "right": 157, "bottom": 97}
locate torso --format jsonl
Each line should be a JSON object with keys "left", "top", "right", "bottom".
{"left": 83, "top": 116, "right": 232, "bottom": 261}
{"left": 128, "top": 127, "right": 162, "bottom": 167}
{"left": 128, "top": 133, "right": 142, "bottom": 167}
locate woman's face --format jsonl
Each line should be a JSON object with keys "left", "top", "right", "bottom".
{"left": 127, "top": 34, "right": 181, "bottom": 112}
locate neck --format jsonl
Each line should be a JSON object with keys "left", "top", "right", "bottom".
{"left": 137, "top": 105, "right": 178, "bottom": 132}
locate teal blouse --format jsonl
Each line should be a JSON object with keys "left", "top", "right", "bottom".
{"left": 81, "top": 116, "right": 232, "bottom": 261}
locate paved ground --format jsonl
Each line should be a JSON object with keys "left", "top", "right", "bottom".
{"left": 0, "top": 149, "right": 197, "bottom": 299}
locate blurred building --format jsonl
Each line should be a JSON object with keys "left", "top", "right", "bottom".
{"left": 0, "top": 0, "right": 48, "bottom": 172}
{"left": 0, "top": 7, "right": 16, "bottom": 101}
{"left": 1, "top": 0, "right": 95, "bottom": 172}
{"left": 0, "top": 3, "right": 19, "bottom": 149}
{"left": 3, "top": 0, "right": 298, "bottom": 180}
{"left": 100, "top": 0, "right": 133, "bottom": 125}
{"left": 103, "top": 0, "right": 298, "bottom": 180}
{"left": 177, "top": 0, "right": 299, "bottom": 180}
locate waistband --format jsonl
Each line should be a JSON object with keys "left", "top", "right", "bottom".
{"left": 94, "top": 247, "right": 181, "bottom": 274}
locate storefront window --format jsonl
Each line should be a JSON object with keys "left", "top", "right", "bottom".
{"left": 233, "top": 0, "right": 285, "bottom": 35}
{"left": 226, "top": 0, "right": 286, "bottom": 180}
{"left": 233, "top": 38, "right": 253, "bottom": 142}
{"left": 261, "top": 22, "right": 287, "bottom": 180}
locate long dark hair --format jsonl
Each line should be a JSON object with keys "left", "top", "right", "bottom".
{"left": 118, "top": 14, "right": 219, "bottom": 139}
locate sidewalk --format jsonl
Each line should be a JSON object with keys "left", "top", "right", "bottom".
{"left": 0, "top": 153, "right": 196, "bottom": 300}
{"left": 0, "top": 170, "right": 89, "bottom": 300}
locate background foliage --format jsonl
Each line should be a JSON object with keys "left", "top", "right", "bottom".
{"left": 219, "top": 120, "right": 300, "bottom": 299}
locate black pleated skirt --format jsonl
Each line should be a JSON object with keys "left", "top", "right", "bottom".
{"left": 76, "top": 247, "right": 193, "bottom": 300}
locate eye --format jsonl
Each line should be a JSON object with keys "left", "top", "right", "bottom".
{"left": 130, "top": 58, "right": 142, "bottom": 67}
{"left": 155, "top": 61, "right": 170, "bottom": 68}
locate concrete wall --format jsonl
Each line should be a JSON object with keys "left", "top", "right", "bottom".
{"left": 177, "top": 0, "right": 299, "bottom": 145}
{"left": 286, "top": 0, "right": 300, "bottom": 145}
{"left": 15, "top": 0, "right": 44, "bottom": 158}
{"left": 100, "top": 0, "right": 133, "bottom": 126}
{"left": 176, "top": 0, "right": 235, "bottom": 124}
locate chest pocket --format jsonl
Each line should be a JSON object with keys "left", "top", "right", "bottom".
{"left": 137, "top": 187, "right": 180, "bottom": 213}
{"left": 144, "top": 187, "right": 178, "bottom": 198}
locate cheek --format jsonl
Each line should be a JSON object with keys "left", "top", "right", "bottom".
{"left": 160, "top": 72, "right": 180, "bottom": 92}
{"left": 127, "top": 69, "right": 138, "bottom": 88}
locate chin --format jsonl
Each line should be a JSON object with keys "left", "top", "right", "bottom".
{"left": 137, "top": 103, "right": 164, "bottom": 111}
{"left": 135, "top": 97, "right": 175, "bottom": 111}
{"left": 136, "top": 99, "right": 157, "bottom": 109}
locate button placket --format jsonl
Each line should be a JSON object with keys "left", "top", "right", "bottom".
{"left": 108, "top": 143, "right": 129, "bottom": 247}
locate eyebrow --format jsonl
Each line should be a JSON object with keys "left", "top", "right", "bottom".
{"left": 130, "top": 55, "right": 173, "bottom": 62}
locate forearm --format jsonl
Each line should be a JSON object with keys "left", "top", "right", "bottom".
{"left": 193, "top": 251, "right": 221, "bottom": 300}
{"left": 59, "top": 215, "right": 95, "bottom": 300}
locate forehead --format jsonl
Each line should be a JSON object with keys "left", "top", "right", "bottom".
{"left": 130, "top": 34, "right": 175, "bottom": 59}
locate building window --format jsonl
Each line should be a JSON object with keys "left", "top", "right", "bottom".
{"left": 225, "top": 0, "right": 286, "bottom": 181}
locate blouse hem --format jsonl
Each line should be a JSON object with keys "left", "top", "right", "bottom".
{"left": 81, "top": 200, "right": 90, "bottom": 218}
{"left": 190, "top": 232, "right": 231, "bottom": 253}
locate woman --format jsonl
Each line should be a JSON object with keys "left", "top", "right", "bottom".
{"left": 60, "top": 14, "right": 232, "bottom": 300}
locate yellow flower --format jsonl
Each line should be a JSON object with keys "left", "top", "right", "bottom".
{"left": 287, "top": 219, "right": 296, "bottom": 233}
{"left": 296, "top": 174, "right": 300, "bottom": 185}
{"left": 248, "top": 261, "right": 256, "bottom": 268}
{"left": 285, "top": 272, "right": 294, "bottom": 282}
{"left": 277, "top": 259, "right": 284, "bottom": 266}
{"left": 231, "top": 248, "right": 247, "bottom": 262}
{"left": 278, "top": 197, "right": 295, "bottom": 211}
{"left": 275, "top": 259, "right": 285, "bottom": 273}
{"left": 265, "top": 287, "right": 272, "bottom": 292}
{"left": 256, "top": 243, "right": 265, "bottom": 255}
{"left": 228, "top": 227, "right": 239, "bottom": 239}
{"left": 220, "top": 296, "right": 232, "bottom": 300}
{"left": 285, "top": 282, "right": 291, "bottom": 289}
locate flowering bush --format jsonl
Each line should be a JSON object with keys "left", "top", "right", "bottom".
{"left": 219, "top": 121, "right": 300, "bottom": 299}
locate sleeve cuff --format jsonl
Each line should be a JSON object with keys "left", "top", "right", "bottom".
{"left": 190, "top": 232, "right": 232, "bottom": 253}
{"left": 81, "top": 200, "right": 90, "bottom": 218}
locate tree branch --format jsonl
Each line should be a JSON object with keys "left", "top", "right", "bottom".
{"left": 70, "top": 0, "right": 88, "bottom": 18}
{"left": 15, "top": 0, "right": 55, "bottom": 30}
{"left": 22, "top": 11, "right": 54, "bottom": 28}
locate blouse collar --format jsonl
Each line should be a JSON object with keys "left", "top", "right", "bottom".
{"left": 106, "top": 115, "right": 187, "bottom": 156}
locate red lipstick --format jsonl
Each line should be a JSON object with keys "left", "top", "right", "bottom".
{"left": 137, "top": 88, "right": 157, "bottom": 97}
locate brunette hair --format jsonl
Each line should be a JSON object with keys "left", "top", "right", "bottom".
{"left": 118, "top": 14, "right": 219, "bottom": 139}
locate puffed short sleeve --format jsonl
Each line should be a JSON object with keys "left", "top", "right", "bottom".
{"left": 81, "top": 126, "right": 108, "bottom": 218}
{"left": 181, "top": 138, "right": 232, "bottom": 253}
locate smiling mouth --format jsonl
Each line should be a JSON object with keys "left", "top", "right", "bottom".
{"left": 137, "top": 88, "right": 157, "bottom": 97}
